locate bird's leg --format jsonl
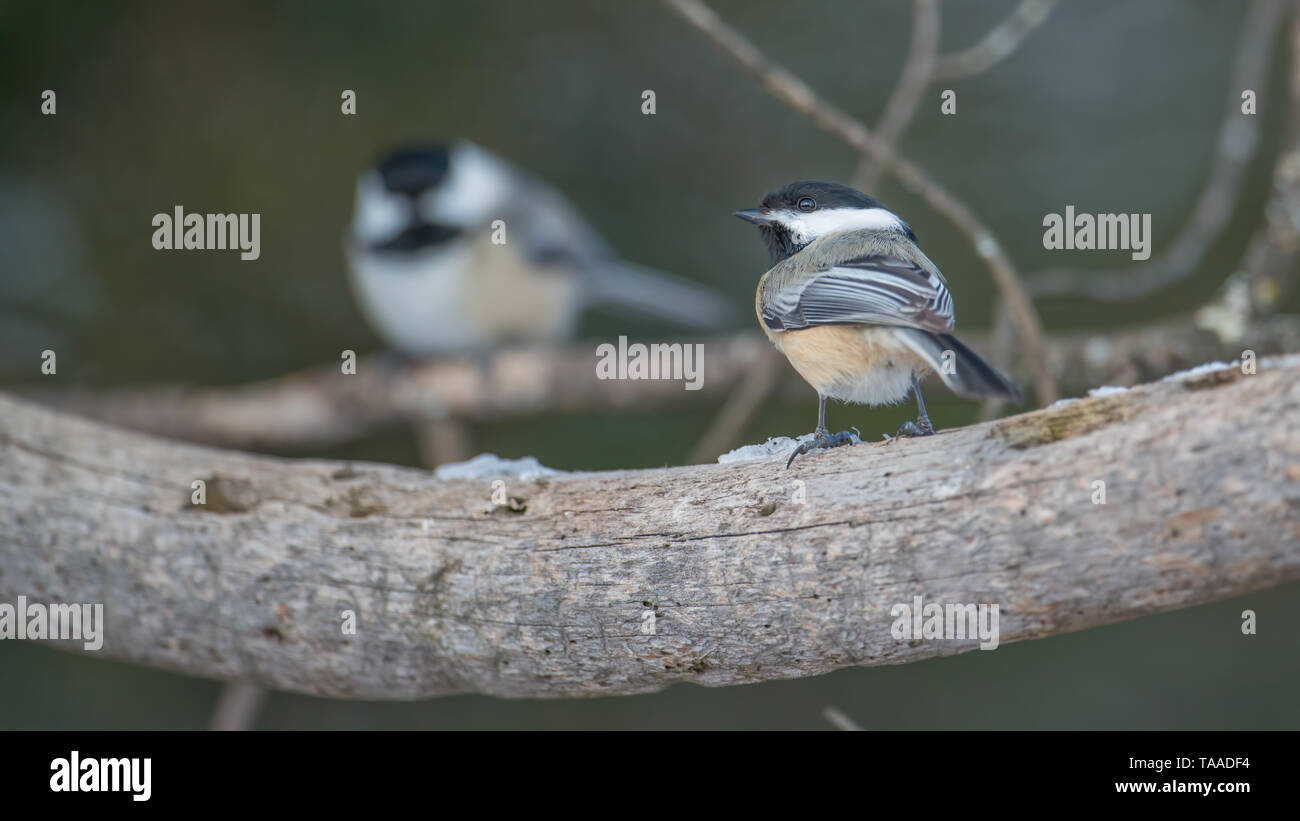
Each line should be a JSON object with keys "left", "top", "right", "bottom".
{"left": 895, "top": 373, "right": 936, "bottom": 438}
{"left": 786, "top": 395, "right": 858, "bottom": 468}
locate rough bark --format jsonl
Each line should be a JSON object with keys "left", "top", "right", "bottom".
{"left": 19, "top": 316, "right": 1300, "bottom": 451}
{"left": 2, "top": 357, "right": 1298, "bottom": 699}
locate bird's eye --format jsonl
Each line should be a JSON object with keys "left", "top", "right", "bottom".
{"left": 797, "top": 197, "right": 816, "bottom": 212}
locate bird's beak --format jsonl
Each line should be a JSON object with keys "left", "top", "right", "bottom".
{"left": 733, "top": 208, "right": 774, "bottom": 225}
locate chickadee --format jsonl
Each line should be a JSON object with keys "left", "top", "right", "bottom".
{"left": 346, "top": 140, "right": 735, "bottom": 356}
{"left": 734, "top": 181, "right": 1022, "bottom": 468}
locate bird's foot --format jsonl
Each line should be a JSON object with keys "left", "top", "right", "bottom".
{"left": 786, "top": 427, "right": 860, "bottom": 469}
{"left": 894, "top": 416, "right": 935, "bottom": 438}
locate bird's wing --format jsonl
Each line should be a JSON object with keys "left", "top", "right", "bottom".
{"left": 762, "top": 253, "right": 954, "bottom": 334}
{"left": 510, "top": 178, "right": 737, "bottom": 328}
{"left": 511, "top": 178, "right": 616, "bottom": 267}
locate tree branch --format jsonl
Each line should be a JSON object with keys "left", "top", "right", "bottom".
{"left": 3, "top": 356, "right": 1298, "bottom": 699}
{"left": 1199, "top": 1, "right": 1300, "bottom": 335}
{"left": 1027, "top": 0, "right": 1286, "bottom": 299}
{"left": 686, "top": 351, "right": 780, "bottom": 464}
{"left": 22, "top": 316, "right": 1299, "bottom": 452}
{"left": 932, "top": 0, "right": 1058, "bottom": 80}
{"left": 853, "top": 0, "right": 941, "bottom": 192}
{"left": 210, "top": 681, "right": 268, "bottom": 731}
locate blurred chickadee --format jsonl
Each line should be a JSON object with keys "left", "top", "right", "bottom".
{"left": 734, "top": 181, "right": 1022, "bottom": 468}
{"left": 346, "top": 140, "right": 734, "bottom": 356}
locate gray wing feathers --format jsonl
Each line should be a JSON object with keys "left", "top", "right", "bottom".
{"left": 764, "top": 254, "right": 953, "bottom": 333}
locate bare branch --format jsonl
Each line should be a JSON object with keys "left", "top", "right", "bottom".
{"left": 687, "top": 352, "right": 780, "bottom": 463}
{"left": 3, "top": 358, "right": 1297, "bottom": 699}
{"left": 853, "top": 0, "right": 941, "bottom": 192}
{"left": 1027, "top": 0, "right": 1286, "bottom": 300}
{"left": 932, "top": 0, "right": 1058, "bottom": 81}
{"left": 22, "top": 316, "right": 1300, "bottom": 452}
{"left": 19, "top": 335, "right": 771, "bottom": 451}
{"left": 415, "top": 419, "right": 473, "bottom": 468}
{"left": 1199, "top": 1, "right": 1300, "bottom": 335}
{"left": 823, "top": 706, "right": 865, "bottom": 731}
{"left": 660, "top": 0, "right": 1058, "bottom": 404}
{"left": 210, "top": 682, "right": 268, "bottom": 731}
{"left": 978, "top": 302, "right": 1021, "bottom": 422}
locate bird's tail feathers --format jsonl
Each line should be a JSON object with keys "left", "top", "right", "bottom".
{"left": 896, "top": 328, "right": 1023, "bottom": 403}
{"left": 586, "top": 261, "right": 737, "bottom": 330}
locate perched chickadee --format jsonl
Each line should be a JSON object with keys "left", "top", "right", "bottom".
{"left": 734, "top": 181, "right": 1022, "bottom": 468}
{"left": 347, "top": 140, "right": 735, "bottom": 356}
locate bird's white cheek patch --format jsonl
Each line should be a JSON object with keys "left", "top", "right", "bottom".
{"left": 428, "top": 143, "right": 510, "bottom": 227}
{"left": 777, "top": 207, "right": 906, "bottom": 242}
{"left": 806, "top": 207, "right": 905, "bottom": 236}
{"left": 353, "top": 173, "right": 409, "bottom": 243}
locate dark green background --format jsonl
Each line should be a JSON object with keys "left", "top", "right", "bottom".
{"left": 1, "top": 0, "right": 1296, "bottom": 729}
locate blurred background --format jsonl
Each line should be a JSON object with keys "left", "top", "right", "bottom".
{"left": 1, "top": 0, "right": 1297, "bottom": 729}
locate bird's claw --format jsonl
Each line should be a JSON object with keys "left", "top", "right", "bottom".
{"left": 895, "top": 418, "right": 935, "bottom": 438}
{"left": 786, "top": 429, "right": 858, "bottom": 469}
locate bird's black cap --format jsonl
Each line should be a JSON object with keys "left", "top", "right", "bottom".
{"left": 377, "top": 144, "right": 451, "bottom": 196}
{"left": 735, "top": 180, "right": 913, "bottom": 263}
{"left": 759, "top": 180, "right": 886, "bottom": 212}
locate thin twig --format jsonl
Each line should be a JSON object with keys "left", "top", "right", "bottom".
{"left": 1028, "top": 0, "right": 1285, "bottom": 300}
{"left": 687, "top": 353, "right": 779, "bottom": 463}
{"left": 416, "top": 419, "right": 473, "bottom": 467}
{"left": 823, "top": 706, "right": 865, "bottom": 731}
{"left": 978, "top": 303, "right": 1020, "bottom": 421}
{"left": 1198, "top": 0, "right": 1300, "bottom": 339}
{"left": 661, "top": 0, "right": 1057, "bottom": 404}
{"left": 210, "top": 681, "right": 268, "bottom": 731}
{"left": 854, "top": 0, "right": 941, "bottom": 192}
{"left": 932, "top": 0, "right": 1058, "bottom": 80}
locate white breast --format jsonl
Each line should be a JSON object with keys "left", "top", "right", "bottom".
{"left": 346, "top": 235, "right": 583, "bottom": 356}
{"left": 346, "top": 239, "right": 486, "bottom": 355}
